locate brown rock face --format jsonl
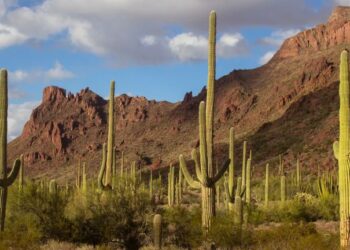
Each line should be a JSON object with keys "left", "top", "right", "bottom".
{"left": 7, "top": 6, "right": 349, "bottom": 180}
{"left": 276, "top": 6, "right": 350, "bottom": 60}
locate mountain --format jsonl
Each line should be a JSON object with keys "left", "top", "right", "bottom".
{"left": 9, "top": 6, "right": 350, "bottom": 182}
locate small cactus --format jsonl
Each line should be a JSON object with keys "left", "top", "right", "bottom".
{"left": 153, "top": 214, "right": 162, "bottom": 249}
{"left": 49, "top": 179, "right": 57, "bottom": 194}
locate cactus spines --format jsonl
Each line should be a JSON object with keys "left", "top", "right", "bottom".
{"left": 105, "top": 80, "right": 115, "bottom": 188}
{"left": 264, "top": 164, "right": 269, "bottom": 208}
{"left": 18, "top": 154, "right": 24, "bottom": 191}
{"left": 0, "top": 69, "right": 21, "bottom": 231}
{"left": 334, "top": 50, "right": 350, "bottom": 248}
{"left": 153, "top": 214, "right": 162, "bottom": 250}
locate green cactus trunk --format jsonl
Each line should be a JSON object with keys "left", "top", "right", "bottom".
{"left": 246, "top": 157, "right": 251, "bottom": 205}
{"left": 167, "top": 165, "right": 175, "bottom": 206}
{"left": 296, "top": 156, "right": 301, "bottom": 191}
{"left": 264, "top": 164, "right": 269, "bottom": 208}
{"left": 334, "top": 50, "right": 350, "bottom": 248}
{"left": 179, "top": 10, "right": 230, "bottom": 230}
{"left": 241, "top": 141, "right": 247, "bottom": 196}
{"left": 82, "top": 162, "right": 87, "bottom": 194}
{"left": 0, "top": 69, "right": 21, "bottom": 231}
{"left": 18, "top": 154, "right": 24, "bottom": 191}
{"left": 105, "top": 81, "right": 115, "bottom": 188}
{"left": 153, "top": 214, "right": 162, "bottom": 250}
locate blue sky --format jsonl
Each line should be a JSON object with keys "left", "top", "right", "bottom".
{"left": 0, "top": 0, "right": 345, "bottom": 139}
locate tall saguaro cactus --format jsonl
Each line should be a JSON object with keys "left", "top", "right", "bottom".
{"left": 105, "top": 81, "right": 115, "bottom": 188}
{"left": 333, "top": 50, "right": 350, "bottom": 248}
{"left": 265, "top": 164, "right": 269, "bottom": 208}
{"left": 179, "top": 10, "right": 230, "bottom": 230}
{"left": 0, "top": 69, "right": 21, "bottom": 231}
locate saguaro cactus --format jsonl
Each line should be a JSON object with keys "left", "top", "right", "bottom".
{"left": 82, "top": 162, "right": 87, "bottom": 194}
{"left": 18, "top": 154, "right": 24, "bottom": 191}
{"left": 0, "top": 69, "right": 21, "bottom": 231}
{"left": 167, "top": 164, "right": 175, "bottom": 206}
{"left": 246, "top": 156, "right": 252, "bottom": 205}
{"left": 264, "top": 164, "right": 269, "bottom": 208}
{"left": 179, "top": 10, "right": 230, "bottom": 230}
{"left": 234, "top": 177, "right": 244, "bottom": 225}
{"left": 105, "top": 81, "right": 115, "bottom": 188}
{"left": 333, "top": 50, "right": 350, "bottom": 248}
{"left": 153, "top": 214, "right": 162, "bottom": 250}
{"left": 98, "top": 143, "right": 107, "bottom": 190}
{"left": 296, "top": 156, "right": 301, "bottom": 191}
{"left": 241, "top": 141, "right": 247, "bottom": 194}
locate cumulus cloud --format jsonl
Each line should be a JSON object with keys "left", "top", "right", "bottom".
{"left": 334, "top": 0, "right": 350, "bottom": 5}
{"left": 0, "top": 0, "right": 331, "bottom": 65}
{"left": 8, "top": 100, "right": 39, "bottom": 141}
{"left": 260, "top": 29, "right": 301, "bottom": 47}
{"left": 0, "top": 23, "right": 27, "bottom": 48}
{"left": 169, "top": 32, "right": 246, "bottom": 61}
{"left": 9, "top": 62, "right": 74, "bottom": 83}
{"left": 259, "top": 50, "right": 275, "bottom": 65}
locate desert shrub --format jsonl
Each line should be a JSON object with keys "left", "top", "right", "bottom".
{"left": 67, "top": 179, "right": 152, "bottom": 249}
{"left": 207, "top": 211, "right": 244, "bottom": 248}
{"left": 162, "top": 206, "right": 202, "bottom": 248}
{"left": 250, "top": 222, "right": 339, "bottom": 250}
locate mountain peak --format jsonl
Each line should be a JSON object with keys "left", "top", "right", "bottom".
{"left": 328, "top": 6, "right": 350, "bottom": 25}
{"left": 274, "top": 6, "right": 350, "bottom": 60}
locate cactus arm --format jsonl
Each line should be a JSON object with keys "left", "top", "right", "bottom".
{"left": 98, "top": 143, "right": 107, "bottom": 190}
{"left": 191, "top": 149, "right": 203, "bottom": 183}
{"left": 224, "top": 177, "right": 234, "bottom": 203}
{"left": 179, "top": 154, "right": 201, "bottom": 189}
{"left": 1, "top": 159, "right": 21, "bottom": 187}
{"left": 209, "top": 159, "right": 230, "bottom": 186}
{"left": 333, "top": 141, "right": 339, "bottom": 160}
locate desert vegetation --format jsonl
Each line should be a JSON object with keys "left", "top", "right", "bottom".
{"left": 0, "top": 10, "right": 348, "bottom": 250}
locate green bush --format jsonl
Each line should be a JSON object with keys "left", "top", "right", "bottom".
{"left": 162, "top": 206, "right": 202, "bottom": 248}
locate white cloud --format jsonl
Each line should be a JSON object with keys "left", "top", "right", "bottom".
{"left": 8, "top": 100, "right": 40, "bottom": 141}
{"left": 0, "top": 0, "right": 329, "bottom": 65}
{"left": 0, "top": 23, "right": 27, "bottom": 48}
{"left": 141, "top": 35, "right": 157, "bottom": 46}
{"left": 169, "top": 32, "right": 207, "bottom": 61}
{"left": 259, "top": 50, "right": 275, "bottom": 65}
{"left": 169, "top": 32, "right": 246, "bottom": 61}
{"left": 46, "top": 62, "right": 74, "bottom": 80}
{"left": 9, "top": 62, "right": 74, "bottom": 83}
{"left": 334, "top": 0, "right": 350, "bottom": 5}
{"left": 260, "top": 29, "right": 301, "bottom": 47}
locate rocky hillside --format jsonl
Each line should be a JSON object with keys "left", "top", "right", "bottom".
{"left": 8, "top": 6, "right": 350, "bottom": 182}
